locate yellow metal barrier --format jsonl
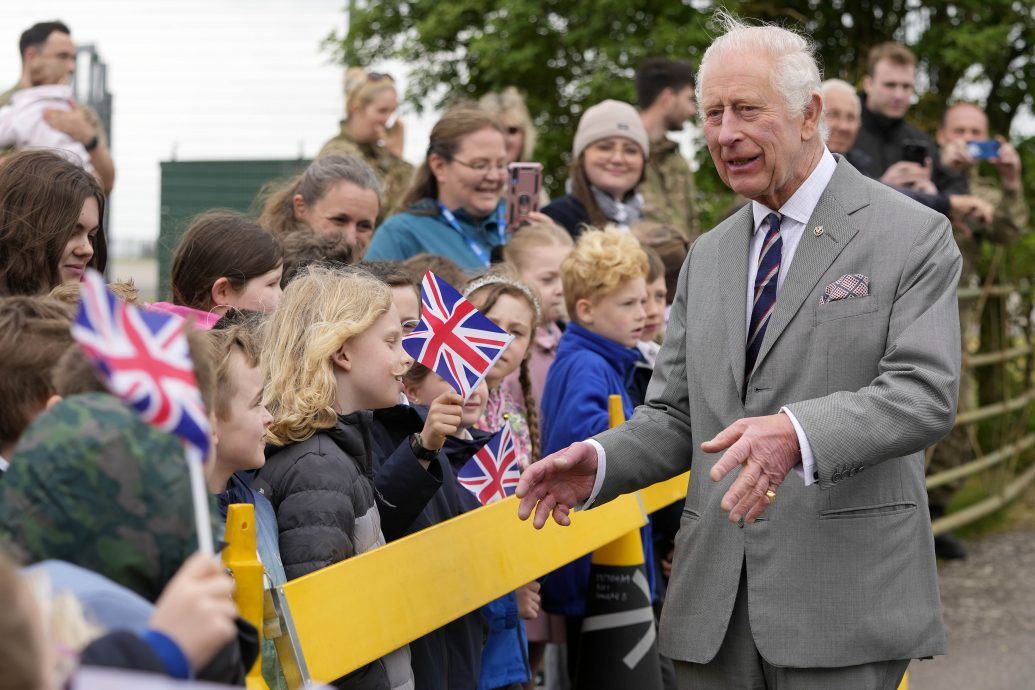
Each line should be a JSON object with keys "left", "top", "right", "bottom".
{"left": 222, "top": 503, "right": 267, "bottom": 689}
{"left": 283, "top": 491, "right": 647, "bottom": 682}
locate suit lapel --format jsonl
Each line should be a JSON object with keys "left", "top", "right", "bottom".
{"left": 752, "top": 160, "right": 869, "bottom": 373}
{"left": 717, "top": 204, "right": 754, "bottom": 396}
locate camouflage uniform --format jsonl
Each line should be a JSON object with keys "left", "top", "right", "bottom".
{"left": 638, "top": 136, "right": 699, "bottom": 244}
{"left": 317, "top": 124, "right": 415, "bottom": 223}
{"left": 927, "top": 167, "right": 1031, "bottom": 508}
{"left": 0, "top": 392, "right": 219, "bottom": 602}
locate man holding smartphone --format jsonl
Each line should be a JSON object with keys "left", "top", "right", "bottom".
{"left": 853, "top": 42, "right": 966, "bottom": 196}
{"left": 937, "top": 102, "right": 1028, "bottom": 253}
{"left": 926, "top": 102, "right": 1031, "bottom": 558}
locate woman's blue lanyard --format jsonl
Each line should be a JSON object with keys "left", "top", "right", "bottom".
{"left": 437, "top": 202, "right": 507, "bottom": 267}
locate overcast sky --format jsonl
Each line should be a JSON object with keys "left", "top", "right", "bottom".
{"left": 0, "top": 0, "right": 437, "bottom": 254}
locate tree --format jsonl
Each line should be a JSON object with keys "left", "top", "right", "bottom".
{"left": 329, "top": 0, "right": 1035, "bottom": 235}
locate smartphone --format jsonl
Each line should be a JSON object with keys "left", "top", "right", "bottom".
{"left": 506, "top": 162, "right": 542, "bottom": 228}
{"left": 901, "top": 142, "right": 928, "bottom": 165}
{"left": 966, "top": 139, "right": 1000, "bottom": 160}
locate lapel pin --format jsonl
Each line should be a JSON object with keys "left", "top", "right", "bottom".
{"left": 813, "top": 225, "right": 824, "bottom": 237}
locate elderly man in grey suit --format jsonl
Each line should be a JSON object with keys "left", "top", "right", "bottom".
{"left": 516, "top": 13, "right": 961, "bottom": 690}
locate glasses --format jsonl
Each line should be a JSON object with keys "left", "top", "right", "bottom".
{"left": 451, "top": 158, "right": 508, "bottom": 175}
{"left": 366, "top": 71, "right": 394, "bottom": 83}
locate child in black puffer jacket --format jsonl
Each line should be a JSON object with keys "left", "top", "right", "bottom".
{"left": 255, "top": 265, "right": 464, "bottom": 690}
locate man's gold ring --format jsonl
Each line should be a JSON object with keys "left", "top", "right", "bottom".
{"left": 765, "top": 490, "right": 777, "bottom": 505}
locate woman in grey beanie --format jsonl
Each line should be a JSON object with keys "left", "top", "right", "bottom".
{"left": 541, "top": 99, "right": 649, "bottom": 239}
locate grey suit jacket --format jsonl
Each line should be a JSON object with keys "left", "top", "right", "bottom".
{"left": 592, "top": 157, "right": 960, "bottom": 668}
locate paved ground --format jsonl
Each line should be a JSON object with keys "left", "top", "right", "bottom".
{"left": 909, "top": 499, "right": 1035, "bottom": 690}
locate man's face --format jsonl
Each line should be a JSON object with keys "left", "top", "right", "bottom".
{"left": 937, "top": 104, "right": 989, "bottom": 146}
{"left": 700, "top": 52, "right": 821, "bottom": 210}
{"left": 863, "top": 59, "right": 915, "bottom": 119}
{"left": 823, "top": 88, "right": 861, "bottom": 154}
{"left": 664, "top": 85, "right": 698, "bottom": 131}
{"left": 27, "top": 31, "right": 76, "bottom": 84}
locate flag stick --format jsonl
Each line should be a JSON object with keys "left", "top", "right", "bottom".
{"left": 187, "top": 450, "right": 214, "bottom": 555}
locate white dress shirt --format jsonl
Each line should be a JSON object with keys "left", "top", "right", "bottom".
{"left": 582, "top": 150, "right": 838, "bottom": 507}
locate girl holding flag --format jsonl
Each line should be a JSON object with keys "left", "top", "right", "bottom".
{"left": 256, "top": 264, "right": 464, "bottom": 690}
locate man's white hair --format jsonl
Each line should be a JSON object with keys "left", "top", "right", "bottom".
{"left": 697, "top": 10, "right": 828, "bottom": 143}
{"left": 820, "top": 79, "right": 860, "bottom": 109}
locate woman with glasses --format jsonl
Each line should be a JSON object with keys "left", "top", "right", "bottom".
{"left": 365, "top": 106, "right": 510, "bottom": 272}
{"left": 542, "top": 100, "right": 650, "bottom": 240}
{"left": 317, "top": 67, "right": 414, "bottom": 221}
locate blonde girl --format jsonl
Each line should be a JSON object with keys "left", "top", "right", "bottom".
{"left": 463, "top": 269, "right": 542, "bottom": 466}
{"left": 316, "top": 68, "right": 413, "bottom": 220}
{"left": 256, "top": 264, "right": 430, "bottom": 689}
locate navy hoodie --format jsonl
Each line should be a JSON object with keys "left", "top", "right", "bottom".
{"left": 539, "top": 322, "right": 655, "bottom": 616}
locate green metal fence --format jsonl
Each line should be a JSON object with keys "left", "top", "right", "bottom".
{"left": 157, "top": 159, "right": 311, "bottom": 301}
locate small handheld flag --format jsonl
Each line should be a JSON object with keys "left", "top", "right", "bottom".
{"left": 457, "top": 425, "right": 521, "bottom": 505}
{"left": 72, "top": 269, "right": 214, "bottom": 553}
{"left": 403, "top": 271, "right": 514, "bottom": 401}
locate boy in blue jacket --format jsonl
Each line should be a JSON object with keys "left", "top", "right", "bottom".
{"left": 539, "top": 228, "right": 655, "bottom": 682}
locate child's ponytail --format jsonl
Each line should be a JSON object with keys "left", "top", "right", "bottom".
{"left": 518, "top": 357, "right": 540, "bottom": 462}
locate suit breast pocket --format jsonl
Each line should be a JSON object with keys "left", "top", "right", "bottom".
{"left": 814, "top": 294, "right": 878, "bottom": 325}
{"left": 820, "top": 295, "right": 885, "bottom": 393}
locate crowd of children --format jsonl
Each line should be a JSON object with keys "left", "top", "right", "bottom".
{"left": 0, "top": 67, "right": 692, "bottom": 688}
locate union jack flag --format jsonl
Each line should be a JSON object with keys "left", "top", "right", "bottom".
{"left": 458, "top": 425, "right": 521, "bottom": 505}
{"left": 403, "top": 271, "right": 514, "bottom": 401}
{"left": 71, "top": 269, "right": 211, "bottom": 464}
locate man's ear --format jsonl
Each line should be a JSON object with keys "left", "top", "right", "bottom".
{"left": 574, "top": 297, "right": 594, "bottom": 325}
{"left": 292, "top": 193, "right": 308, "bottom": 221}
{"left": 862, "top": 74, "right": 873, "bottom": 97}
{"left": 801, "top": 92, "right": 823, "bottom": 141}
{"left": 658, "top": 86, "right": 676, "bottom": 109}
{"left": 45, "top": 394, "right": 62, "bottom": 410}
{"left": 331, "top": 342, "right": 352, "bottom": 372}
{"left": 211, "top": 277, "right": 233, "bottom": 309}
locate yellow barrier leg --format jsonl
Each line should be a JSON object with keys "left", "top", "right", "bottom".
{"left": 898, "top": 671, "right": 909, "bottom": 689}
{"left": 222, "top": 503, "right": 268, "bottom": 690}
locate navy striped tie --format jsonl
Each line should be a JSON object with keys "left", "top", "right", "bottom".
{"left": 746, "top": 213, "right": 782, "bottom": 376}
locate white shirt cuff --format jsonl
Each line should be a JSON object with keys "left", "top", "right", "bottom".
{"left": 781, "top": 407, "right": 817, "bottom": 486}
{"left": 578, "top": 439, "right": 608, "bottom": 510}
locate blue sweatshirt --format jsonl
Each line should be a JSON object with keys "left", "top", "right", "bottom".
{"left": 539, "top": 323, "right": 655, "bottom": 616}
{"left": 366, "top": 199, "right": 505, "bottom": 272}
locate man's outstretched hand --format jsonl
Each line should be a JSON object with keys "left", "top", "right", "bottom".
{"left": 516, "top": 442, "right": 599, "bottom": 528}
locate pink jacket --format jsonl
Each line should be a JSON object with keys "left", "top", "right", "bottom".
{"left": 147, "top": 302, "right": 221, "bottom": 330}
{"left": 502, "top": 322, "right": 563, "bottom": 417}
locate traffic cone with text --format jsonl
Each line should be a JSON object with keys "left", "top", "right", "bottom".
{"left": 574, "top": 395, "right": 663, "bottom": 690}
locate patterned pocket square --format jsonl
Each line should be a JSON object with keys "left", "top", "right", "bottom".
{"left": 820, "top": 274, "right": 870, "bottom": 305}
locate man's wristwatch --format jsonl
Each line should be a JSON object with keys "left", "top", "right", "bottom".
{"left": 409, "top": 432, "right": 440, "bottom": 461}
{"left": 85, "top": 135, "right": 99, "bottom": 152}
